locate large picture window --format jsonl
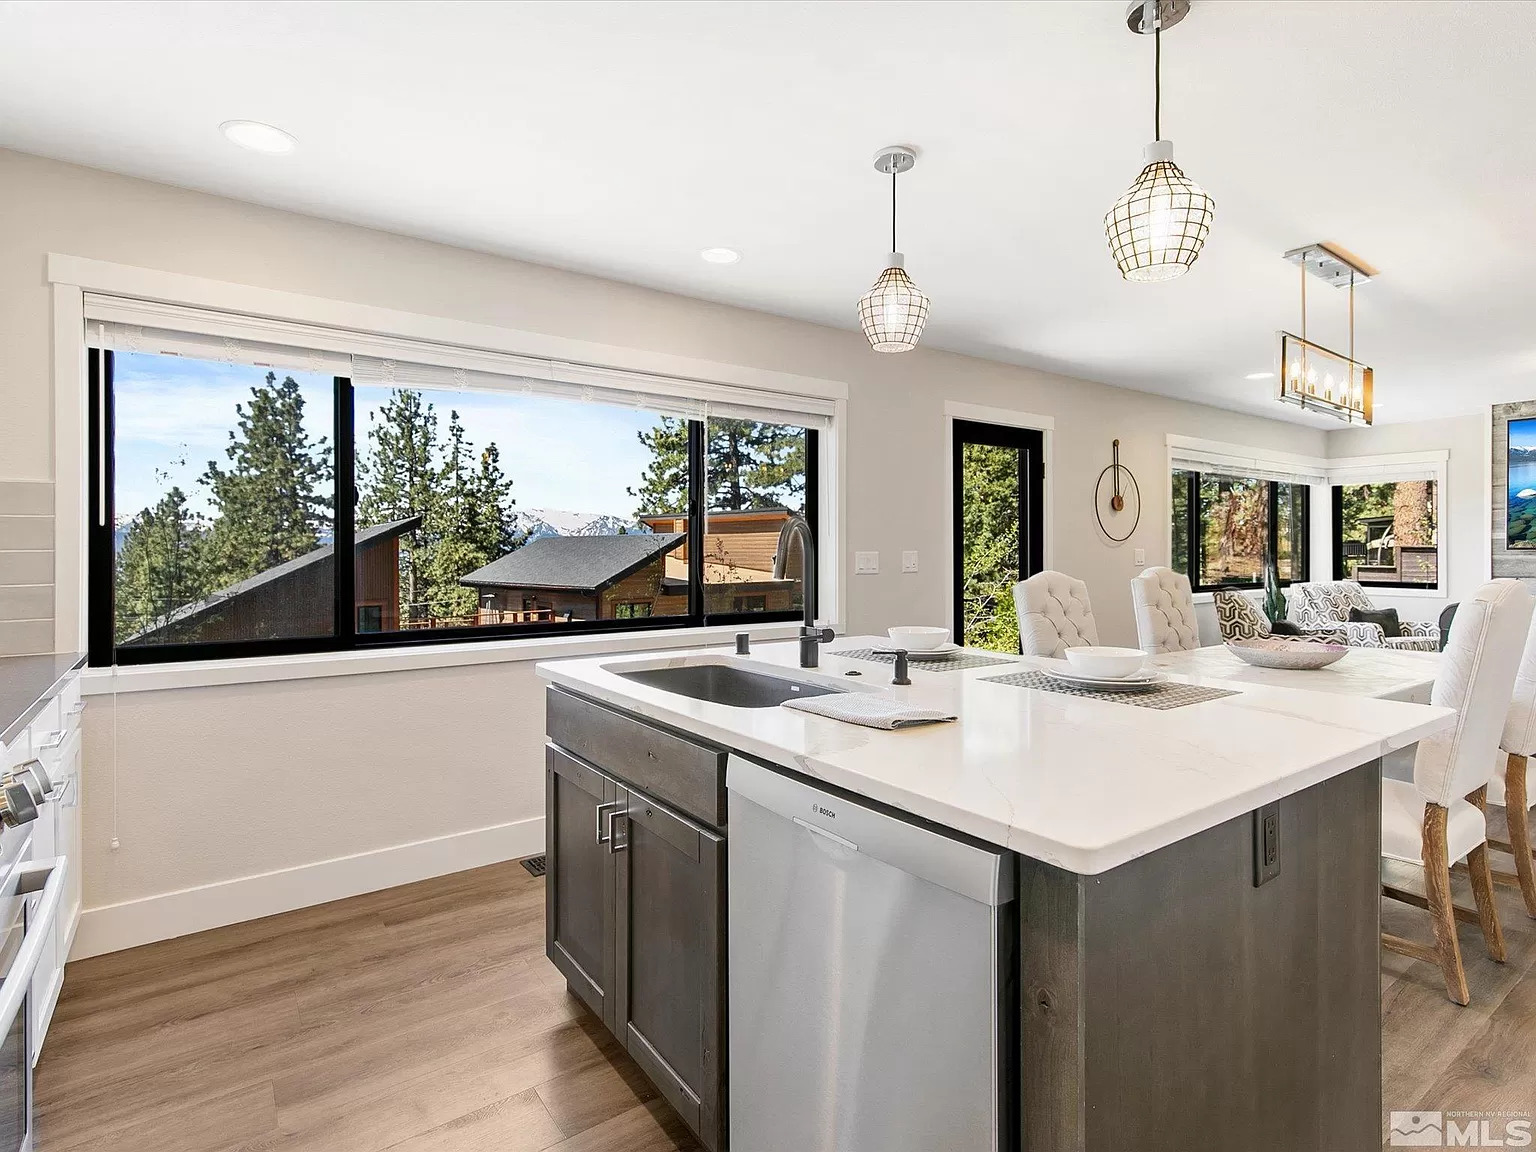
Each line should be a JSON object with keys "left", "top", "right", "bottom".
{"left": 87, "top": 343, "right": 820, "bottom": 665}
{"left": 1332, "top": 480, "right": 1439, "bottom": 589}
{"left": 1171, "top": 469, "right": 1309, "bottom": 591}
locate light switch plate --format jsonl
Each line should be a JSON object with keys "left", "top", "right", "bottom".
{"left": 1134, "top": 548, "right": 1146, "bottom": 565}
{"left": 855, "top": 551, "right": 880, "bottom": 574}
{"left": 901, "top": 550, "right": 919, "bottom": 573}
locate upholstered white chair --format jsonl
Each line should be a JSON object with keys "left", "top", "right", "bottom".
{"left": 1484, "top": 612, "right": 1536, "bottom": 918}
{"left": 1130, "top": 566, "right": 1200, "bottom": 654}
{"left": 1015, "top": 571, "right": 1098, "bottom": 659}
{"left": 1381, "top": 579, "right": 1533, "bottom": 1005}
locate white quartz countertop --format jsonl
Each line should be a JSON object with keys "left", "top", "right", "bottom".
{"left": 536, "top": 637, "right": 1454, "bottom": 875}
{"left": 1151, "top": 644, "right": 1439, "bottom": 702}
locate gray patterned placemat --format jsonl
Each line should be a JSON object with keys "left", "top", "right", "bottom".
{"left": 981, "top": 669, "right": 1240, "bottom": 709}
{"left": 830, "top": 647, "right": 1017, "bottom": 672}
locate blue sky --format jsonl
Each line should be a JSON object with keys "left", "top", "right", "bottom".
{"left": 114, "top": 352, "right": 660, "bottom": 523}
{"left": 1512, "top": 418, "right": 1536, "bottom": 452}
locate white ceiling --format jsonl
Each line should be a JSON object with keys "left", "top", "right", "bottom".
{"left": 1, "top": 0, "right": 1532, "bottom": 427}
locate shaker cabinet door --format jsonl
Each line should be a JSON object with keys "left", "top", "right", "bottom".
{"left": 613, "top": 788, "right": 726, "bottom": 1151}
{"left": 545, "top": 745, "right": 617, "bottom": 1027}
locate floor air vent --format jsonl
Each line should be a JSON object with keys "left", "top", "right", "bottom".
{"left": 520, "top": 855, "right": 547, "bottom": 878}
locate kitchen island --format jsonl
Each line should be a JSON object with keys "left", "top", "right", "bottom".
{"left": 537, "top": 637, "right": 1453, "bottom": 1151}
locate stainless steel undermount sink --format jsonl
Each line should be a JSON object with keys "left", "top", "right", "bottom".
{"left": 615, "top": 663, "right": 845, "bottom": 709}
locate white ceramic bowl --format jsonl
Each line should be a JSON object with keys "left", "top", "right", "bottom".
{"left": 1063, "top": 646, "right": 1147, "bottom": 679}
{"left": 887, "top": 626, "right": 950, "bottom": 652}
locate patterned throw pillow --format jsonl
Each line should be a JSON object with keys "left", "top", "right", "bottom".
{"left": 1214, "top": 591, "right": 1270, "bottom": 641}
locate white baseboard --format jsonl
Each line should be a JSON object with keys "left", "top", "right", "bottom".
{"left": 69, "top": 816, "right": 546, "bottom": 960}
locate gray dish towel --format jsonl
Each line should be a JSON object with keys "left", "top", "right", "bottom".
{"left": 782, "top": 693, "right": 958, "bottom": 730}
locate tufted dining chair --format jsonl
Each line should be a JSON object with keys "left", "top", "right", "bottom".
{"left": 1482, "top": 611, "right": 1536, "bottom": 918}
{"left": 1014, "top": 571, "right": 1099, "bottom": 658}
{"left": 1130, "top": 566, "right": 1200, "bottom": 654}
{"left": 1380, "top": 579, "right": 1533, "bottom": 1005}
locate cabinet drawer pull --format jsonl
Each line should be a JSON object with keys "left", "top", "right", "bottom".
{"left": 595, "top": 800, "right": 620, "bottom": 845}
{"left": 609, "top": 811, "right": 630, "bottom": 854}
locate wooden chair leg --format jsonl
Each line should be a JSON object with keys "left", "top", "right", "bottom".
{"left": 1423, "top": 804, "right": 1471, "bottom": 1005}
{"left": 1467, "top": 786, "right": 1507, "bottom": 963}
{"left": 1505, "top": 752, "right": 1536, "bottom": 918}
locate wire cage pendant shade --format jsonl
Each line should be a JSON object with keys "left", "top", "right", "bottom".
{"left": 859, "top": 253, "right": 930, "bottom": 353}
{"left": 1105, "top": 140, "right": 1215, "bottom": 282}
{"left": 1106, "top": 2, "right": 1213, "bottom": 282}
{"left": 858, "top": 145, "right": 928, "bottom": 353}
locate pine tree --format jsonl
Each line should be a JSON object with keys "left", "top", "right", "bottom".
{"left": 357, "top": 389, "right": 440, "bottom": 617}
{"left": 629, "top": 418, "right": 808, "bottom": 516}
{"left": 707, "top": 420, "right": 806, "bottom": 512}
{"left": 418, "top": 411, "right": 520, "bottom": 619}
{"left": 630, "top": 417, "right": 690, "bottom": 516}
{"left": 202, "top": 372, "right": 331, "bottom": 587}
{"left": 114, "top": 483, "right": 211, "bottom": 642}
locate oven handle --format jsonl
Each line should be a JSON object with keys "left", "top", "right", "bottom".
{"left": 0, "top": 858, "right": 65, "bottom": 1030}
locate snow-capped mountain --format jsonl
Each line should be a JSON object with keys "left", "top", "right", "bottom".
{"left": 511, "top": 508, "right": 647, "bottom": 541}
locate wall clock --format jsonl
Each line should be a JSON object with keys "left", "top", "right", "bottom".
{"left": 1094, "top": 438, "right": 1141, "bottom": 543}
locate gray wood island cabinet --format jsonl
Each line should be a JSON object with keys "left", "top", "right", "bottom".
{"left": 544, "top": 687, "right": 727, "bottom": 1152}
{"left": 539, "top": 639, "right": 1455, "bottom": 1151}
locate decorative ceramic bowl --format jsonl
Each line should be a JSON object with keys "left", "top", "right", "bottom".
{"left": 1063, "top": 646, "right": 1148, "bottom": 678}
{"left": 887, "top": 626, "right": 950, "bottom": 651}
{"left": 1226, "top": 638, "right": 1348, "bottom": 670}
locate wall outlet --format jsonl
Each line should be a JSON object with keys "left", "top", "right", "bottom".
{"left": 854, "top": 551, "right": 880, "bottom": 574}
{"left": 1134, "top": 548, "right": 1146, "bottom": 566}
{"left": 901, "top": 550, "right": 919, "bottom": 573}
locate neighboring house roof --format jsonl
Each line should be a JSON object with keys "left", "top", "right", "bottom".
{"left": 126, "top": 516, "right": 422, "bottom": 642}
{"left": 459, "top": 532, "right": 685, "bottom": 593}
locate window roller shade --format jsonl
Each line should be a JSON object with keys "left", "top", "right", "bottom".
{"left": 1170, "top": 450, "right": 1327, "bottom": 488}
{"left": 80, "top": 293, "right": 834, "bottom": 430}
{"left": 86, "top": 318, "right": 352, "bottom": 377}
{"left": 351, "top": 355, "right": 832, "bottom": 430}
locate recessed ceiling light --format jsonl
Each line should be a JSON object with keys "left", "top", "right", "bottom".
{"left": 220, "top": 120, "right": 297, "bottom": 155}
{"left": 1245, "top": 371, "right": 1275, "bottom": 380}
{"left": 700, "top": 247, "right": 741, "bottom": 265}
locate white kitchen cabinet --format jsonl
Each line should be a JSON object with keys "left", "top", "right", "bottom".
{"left": 26, "top": 681, "right": 83, "bottom": 1066}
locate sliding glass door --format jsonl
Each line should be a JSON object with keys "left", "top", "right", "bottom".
{"left": 952, "top": 420, "right": 1045, "bottom": 652}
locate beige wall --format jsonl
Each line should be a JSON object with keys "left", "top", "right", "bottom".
{"left": 0, "top": 149, "right": 1331, "bottom": 950}
{"left": 1326, "top": 413, "right": 1488, "bottom": 620}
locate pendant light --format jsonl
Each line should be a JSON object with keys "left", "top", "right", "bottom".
{"left": 1104, "top": 0, "right": 1214, "bottom": 282}
{"left": 858, "top": 146, "right": 929, "bottom": 353}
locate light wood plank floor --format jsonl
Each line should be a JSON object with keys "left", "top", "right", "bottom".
{"left": 35, "top": 861, "right": 698, "bottom": 1152}
{"left": 32, "top": 841, "right": 1536, "bottom": 1152}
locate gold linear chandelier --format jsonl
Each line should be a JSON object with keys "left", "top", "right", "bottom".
{"left": 1275, "top": 243, "right": 1376, "bottom": 425}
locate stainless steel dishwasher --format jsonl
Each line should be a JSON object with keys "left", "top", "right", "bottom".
{"left": 726, "top": 755, "right": 1016, "bottom": 1152}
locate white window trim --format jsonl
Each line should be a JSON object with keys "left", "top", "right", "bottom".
{"left": 943, "top": 401, "right": 1056, "bottom": 633}
{"left": 80, "top": 620, "right": 803, "bottom": 696}
{"left": 49, "top": 254, "right": 850, "bottom": 666}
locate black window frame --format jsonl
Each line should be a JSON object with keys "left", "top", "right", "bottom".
{"left": 1329, "top": 481, "right": 1440, "bottom": 591}
{"left": 87, "top": 350, "right": 820, "bottom": 666}
{"left": 1172, "top": 468, "right": 1311, "bottom": 593}
{"left": 950, "top": 419, "right": 1046, "bottom": 643}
